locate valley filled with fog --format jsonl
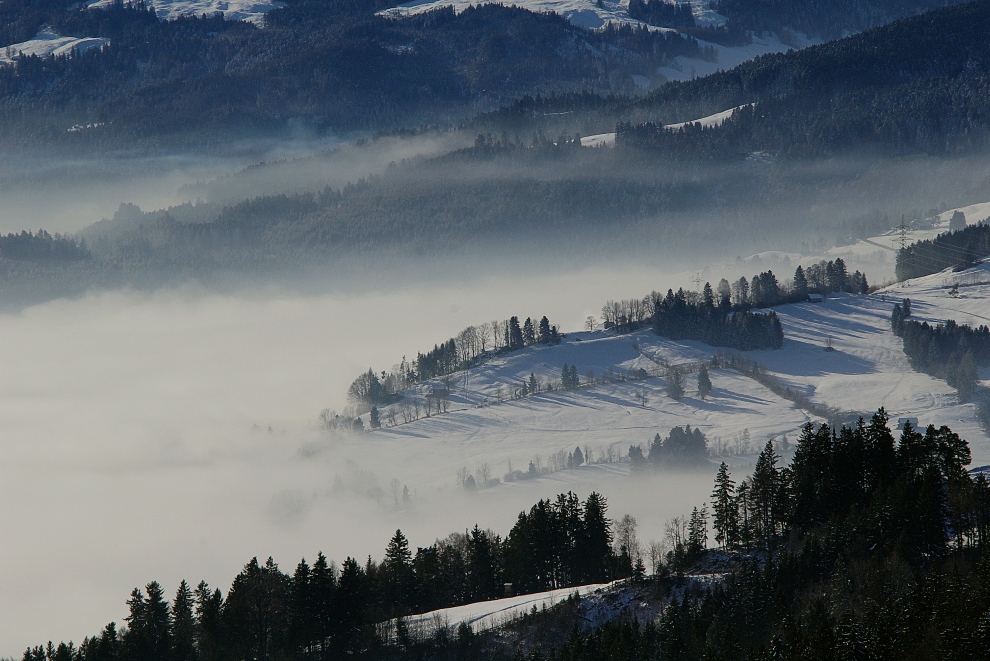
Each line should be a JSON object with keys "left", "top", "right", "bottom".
{"left": 0, "top": 262, "right": 724, "bottom": 655}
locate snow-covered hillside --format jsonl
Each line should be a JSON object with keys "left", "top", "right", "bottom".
{"left": 384, "top": 0, "right": 726, "bottom": 28}
{"left": 826, "top": 199, "right": 990, "bottom": 283}
{"left": 381, "top": 0, "right": 807, "bottom": 86}
{"left": 349, "top": 263, "right": 990, "bottom": 496}
{"left": 580, "top": 104, "right": 752, "bottom": 147}
{"left": 400, "top": 581, "right": 617, "bottom": 634}
{"left": 0, "top": 29, "right": 109, "bottom": 65}
{"left": 86, "top": 0, "right": 282, "bottom": 24}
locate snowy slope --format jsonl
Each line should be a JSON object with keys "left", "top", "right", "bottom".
{"left": 381, "top": 0, "right": 804, "bottom": 85}
{"left": 383, "top": 0, "right": 642, "bottom": 29}
{"left": 86, "top": 0, "right": 282, "bottom": 24}
{"left": 0, "top": 29, "right": 109, "bottom": 65}
{"left": 657, "top": 33, "right": 807, "bottom": 82}
{"left": 384, "top": 0, "right": 725, "bottom": 28}
{"left": 580, "top": 104, "right": 753, "bottom": 147}
{"left": 399, "top": 581, "right": 618, "bottom": 634}
{"left": 361, "top": 267, "right": 990, "bottom": 486}
{"left": 664, "top": 104, "right": 751, "bottom": 130}
{"left": 825, "top": 200, "right": 990, "bottom": 283}
{"left": 365, "top": 328, "right": 814, "bottom": 484}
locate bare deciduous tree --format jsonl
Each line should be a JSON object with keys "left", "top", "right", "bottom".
{"left": 615, "top": 514, "right": 641, "bottom": 560}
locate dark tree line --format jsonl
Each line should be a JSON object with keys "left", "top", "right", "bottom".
{"left": 651, "top": 287, "right": 784, "bottom": 350}
{"left": 0, "top": 229, "right": 90, "bottom": 262}
{"left": 896, "top": 221, "right": 990, "bottom": 281}
{"left": 347, "top": 315, "right": 560, "bottom": 408}
{"left": 23, "top": 492, "right": 631, "bottom": 661}
{"left": 538, "top": 410, "right": 990, "bottom": 661}
{"left": 24, "top": 410, "right": 990, "bottom": 661}
{"left": 714, "top": 0, "right": 967, "bottom": 40}
{"left": 440, "top": 0, "right": 990, "bottom": 170}
{"left": 892, "top": 300, "right": 989, "bottom": 402}
{"left": 627, "top": 0, "right": 696, "bottom": 29}
{"left": 608, "top": 259, "right": 869, "bottom": 352}
{"left": 630, "top": 424, "right": 710, "bottom": 468}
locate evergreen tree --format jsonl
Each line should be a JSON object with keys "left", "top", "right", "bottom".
{"left": 751, "top": 441, "right": 783, "bottom": 543}
{"left": 193, "top": 582, "right": 222, "bottom": 661}
{"left": 171, "top": 581, "right": 197, "bottom": 661}
{"left": 124, "top": 582, "right": 171, "bottom": 661}
{"left": 224, "top": 558, "right": 290, "bottom": 661}
{"left": 334, "top": 558, "right": 366, "bottom": 653}
{"left": 793, "top": 265, "right": 809, "bottom": 297}
{"left": 529, "top": 372, "right": 538, "bottom": 394}
{"left": 667, "top": 368, "right": 684, "bottom": 400}
{"left": 572, "top": 446, "right": 584, "bottom": 467}
{"left": 288, "top": 559, "right": 313, "bottom": 657}
{"left": 711, "top": 462, "right": 738, "bottom": 548}
{"left": 467, "top": 526, "right": 501, "bottom": 601}
{"left": 369, "top": 406, "right": 381, "bottom": 429}
{"left": 382, "top": 530, "right": 415, "bottom": 616}
{"left": 633, "top": 557, "right": 647, "bottom": 582}
{"left": 538, "top": 316, "right": 552, "bottom": 344}
{"left": 310, "top": 552, "right": 336, "bottom": 656}
{"left": 697, "top": 364, "right": 712, "bottom": 399}
{"left": 509, "top": 316, "right": 524, "bottom": 350}
{"left": 688, "top": 506, "right": 708, "bottom": 555}
{"left": 717, "top": 278, "right": 732, "bottom": 309}
{"left": 523, "top": 317, "right": 536, "bottom": 346}
{"left": 569, "top": 364, "right": 578, "bottom": 388}
{"left": 579, "top": 492, "right": 612, "bottom": 583}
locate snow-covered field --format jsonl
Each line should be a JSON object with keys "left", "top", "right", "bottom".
{"left": 0, "top": 29, "right": 109, "bottom": 65}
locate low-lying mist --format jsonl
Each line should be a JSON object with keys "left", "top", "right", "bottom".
{"left": 5, "top": 128, "right": 990, "bottom": 654}
{"left": 0, "top": 260, "right": 719, "bottom": 657}
{"left": 0, "top": 132, "right": 460, "bottom": 236}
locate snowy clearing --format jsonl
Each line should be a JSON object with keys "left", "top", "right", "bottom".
{"left": 580, "top": 132, "right": 616, "bottom": 147}
{"left": 580, "top": 105, "right": 752, "bottom": 147}
{"left": 0, "top": 29, "right": 109, "bottom": 65}
{"left": 399, "top": 581, "right": 618, "bottom": 634}
{"left": 664, "top": 104, "right": 752, "bottom": 130}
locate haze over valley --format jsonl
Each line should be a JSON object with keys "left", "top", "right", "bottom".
{"left": 4, "top": 0, "right": 990, "bottom": 658}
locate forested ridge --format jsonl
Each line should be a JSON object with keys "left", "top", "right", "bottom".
{"left": 475, "top": 0, "right": 990, "bottom": 159}
{"left": 8, "top": 1, "right": 990, "bottom": 297}
{"left": 1, "top": 0, "right": 987, "bottom": 148}
{"left": 24, "top": 412, "right": 990, "bottom": 660}
{"left": 0, "top": 1, "right": 705, "bottom": 147}
{"left": 896, "top": 222, "right": 990, "bottom": 280}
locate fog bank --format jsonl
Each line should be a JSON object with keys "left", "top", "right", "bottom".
{"left": 0, "top": 261, "right": 718, "bottom": 656}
